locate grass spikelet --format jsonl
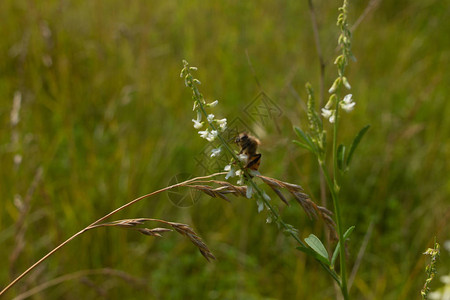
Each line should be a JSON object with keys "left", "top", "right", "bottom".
{"left": 187, "top": 180, "right": 248, "bottom": 201}
{"left": 256, "top": 174, "right": 337, "bottom": 239}
{"left": 88, "top": 218, "right": 216, "bottom": 262}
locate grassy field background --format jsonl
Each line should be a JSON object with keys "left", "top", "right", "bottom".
{"left": 1, "top": 0, "right": 449, "bottom": 299}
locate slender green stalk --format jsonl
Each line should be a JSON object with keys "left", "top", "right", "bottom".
{"left": 332, "top": 94, "right": 349, "bottom": 299}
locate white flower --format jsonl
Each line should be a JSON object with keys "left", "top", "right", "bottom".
{"left": 340, "top": 94, "right": 355, "bottom": 112}
{"left": 235, "top": 169, "right": 243, "bottom": 177}
{"left": 342, "top": 93, "right": 353, "bottom": 104}
{"left": 343, "top": 77, "right": 351, "bottom": 90}
{"left": 321, "top": 108, "right": 333, "bottom": 118}
{"left": 322, "top": 107, "right": 336, "bottom": 123}
{"left": 257, "top": 200, "right": 264, "bottom": 213}
{"left": 209, "top": 100, "right": 219, "bottom": 107}
{"left": 224, "top": 165, "right": 236, "bottom": 179}
{"left": 328, "top": 78, "right": 340, "bottom": 94}
{"left": 192, "top": 119, "right": 203, "bottom": 129}
{"left": 206, "top": 130, "right": 218, "bottom": 142}
{"left": 210, "top": 148, "right": 221, "bottom": 157}
{"left": 198, "top": 130, "right": 209, "bottom": 139}
{"left": 216, "top": 118, "right": 227, "bottom": 132}
{"left": 238, "top": 153, "right": 248, "bottom": 162}
{"left": 237, "top": 178, "right": 244, "bottom": 185}
{"left": 329, "top": 113, "right": 336, "bottom": 123}
{"left": 246, "top": 184, "right": 253, "bottom": 199}
{"left": 207, "top": 114, "right": 215, "bottom": 122}
{"left": 216, "top": 118, "right": 226, "bottom": 124}
{"left": 262, "top": 191, "right": 271, "bottom": 201}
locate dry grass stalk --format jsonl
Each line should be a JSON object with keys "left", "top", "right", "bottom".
{"left": 186, "top": 180, "right": 247, "bottom": 202}
{"left": 256, "top": 174, "right": 338, "bottom": 240}
{"left": 1, "top": 172, "right": 226, "bottom": 297}
{"left": 88, "top": 218, "right": 216, "bottom": 262}
{"left": 186, "top": 175, "right": 337, "bottom": 240}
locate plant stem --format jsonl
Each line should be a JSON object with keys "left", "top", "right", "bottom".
{"left": 248, "top": 178, "right": 341, "bottom": 284}
{"left": 0, "top": 172, "right": 226, "bottom": 297}
{"left": 324, "top": 101, "right": 349, "bottom": 299}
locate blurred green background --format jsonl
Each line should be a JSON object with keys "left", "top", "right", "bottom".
{"left": 1, "top": 0, "right": 449, "bottom": 299}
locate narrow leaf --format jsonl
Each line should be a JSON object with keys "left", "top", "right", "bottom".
{"left": 346, "top": 125, "right": 370, "bottom": 166}
{"left": 305, "top": 234, "right": 330, "bottom": 265}
{"left": 293, "top": 140, "right": 312, "bottom": 152}
{"left": 337, "top": 144, "right": 346, "bottom": 171}
{"left": 331, "top": 226, "right": 356, "bottom": 267}
{"left": 294, "top": 127, "right": 317, "bottom": 154}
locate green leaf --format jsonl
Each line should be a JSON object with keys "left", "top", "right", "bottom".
{"left": 331, "top": 226, "right": 356, "bottom": 267}
{"left": 305, "top": 234, "right": 330, "bottom": 265}
{"left": 337, "top": 144, "right": 346, "bottom": 171}
{"left": 296, "top": 246, "right": 330, "bottom": 266}
{"left": 294, "top": 127, "right": 317, "bottom": 154}
{"left": 346, "top": 125, "right": 370, "bottom": 166}
{"left": 293, "top": 140, "right": 312, "bottom": 152}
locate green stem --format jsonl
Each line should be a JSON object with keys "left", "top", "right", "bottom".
{"left": 250, "top": 179, "right": 341, "bottom": 284}
{"left": 327, "top": 101, "right": 349, "bottom": 299}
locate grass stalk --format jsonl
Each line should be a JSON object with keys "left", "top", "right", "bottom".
{"left": 0, "top": 172, "right": 225, "bottom": 297}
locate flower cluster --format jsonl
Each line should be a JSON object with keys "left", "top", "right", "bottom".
{"left": 321, "top": 94, "right": 355, "bottom": 123}
{"left": 193, "top": 108, "right": 227, "bottom": 157}
{"left": 180, "top": 61, "right": 228, "bottom": 158}
{"left": 320, "top": 0, "right": 356, "bottom": 124}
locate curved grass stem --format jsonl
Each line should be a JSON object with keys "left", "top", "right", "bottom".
{"left": 0, "top": 172, "right": 226, "bottom": 297}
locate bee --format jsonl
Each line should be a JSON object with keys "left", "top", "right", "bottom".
{"left": 235, "top": 132, "right": 262, "bottom": 171}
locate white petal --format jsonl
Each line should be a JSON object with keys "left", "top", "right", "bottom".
{"left": 225, "top": 170, "right": 235, "bottom": 179}
{"left": 246, "top": 185, "right": 253, "bottom": 199}
{"left": 257, "top": 200, "right": 264, "bottom": 213}
{"left": 341, "top": 101, "right": 355, "bottom": 112}
{"left": 238, "top": 154, "right": 248, "bottom": 162}
{"left": 198, "top": 130, "right": 209, "bottom": 139}
{"left": 216, "top": 118, "right": 227, "bottom": 125}
{"left": 343, "top": 77, "right": 351, "bottom": 90}
{"left": 321, "top": 108, "right": 333, "bottom": 118}
{"left": 343, "top": 94, "right": 353, "bottom": 104}
{"left": 210, "top": 148, "right": 221, "bottom": 157}
{"left": 329, "top": 114, "right": 336, "bottom": 123}
{"left": 192, "top": 119, "right": 203, "bottom": 129}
